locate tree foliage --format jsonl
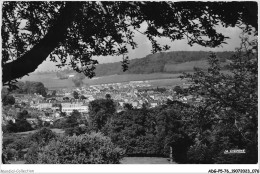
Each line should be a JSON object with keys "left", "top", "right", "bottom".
{"left": 28, "top": 127, "right": 57, "bottom": 146}
{"left": 64, "top": 125, "right": 89, "bottom": 136}
{"left": 3, "top": 127, "right": 124, "bottom": 164}
{"left": 173, "top": 86, "right": 183, "bottom": 95}
{"left": 71, "top": 73, "right": 85, "bottom": 87}
{"left": 5, "top": 110, "right": 34, "bottom": 133}
{"left": 80, "top": 95, "right": 87, "bottom": 100}
{"left": 28, "top": 132, "right": 124, "bottom": 164}
{"left": 2, "top": 94, "right": 15, "bottom": 106}
{"left": 3, "top": 128, "right": 56, "bottom": 161}
{"left": 11, "top": 81, "right": 47, "bottom": 97}
{"left": 73, "top": 91, "right": 79, "bottom": 99}
{"left": 53, "top": 110, "right": 82, "bottom": 130}
{"left": 107, "top": 101, "right": 195, "bottom": 162}
{"left": 104, "top": 43, "right": 258, "bottom": 164}
{"left": 4, "top": 136, "right": 31, "bottom": 160}
{"left": 25, "top": 128, "right": 58, "bottom": 163}
{"left": 182, "top": 36, "right": 258, "bottom": 163}
{"left": 2, "top": 128, "right": 57, "bottom": 163}
{"left": 89, "top": 98, "right": 116, "bottom": 132}
{"left": 2, "top": 1, "right": 257, "bottom": 86}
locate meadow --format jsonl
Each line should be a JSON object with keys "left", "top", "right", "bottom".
{"left": 164, "top": 60, "right": 209, "bottom": 72}
{"left": 20, "top": 58, "right": 214, "bottom": 89}
{"left": 120, "top": 157, "right": 172, "bottom": 164}
{"left": 21, "top": 73, "right": 185, "bottom": 89}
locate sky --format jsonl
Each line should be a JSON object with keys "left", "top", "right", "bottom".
{"left": 36, "top": 24, "right": 245, "bottom": 72}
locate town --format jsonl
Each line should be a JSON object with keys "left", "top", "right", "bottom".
{"left": 2, "top": 80, "right": 203, "bottom": 128}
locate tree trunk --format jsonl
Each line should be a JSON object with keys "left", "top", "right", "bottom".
{"left": 2, "top": 2, "right": 80, "bottom": 84}
{"left": 170, "top": 146, "right": 173, "bottom": 163}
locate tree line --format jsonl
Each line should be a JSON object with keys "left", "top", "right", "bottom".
{"left": 7, "top": 81, "right": 48, "bottom": 97}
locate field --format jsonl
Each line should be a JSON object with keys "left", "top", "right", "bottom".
{"left": 21, "top": 72, "right": 185, "bottom": 89}
{"left": 164, "top": 60, "right": 209, "bottom": 72}
{"left": 20, "top": 58, "right": 210, "bottom": 89}
{"left": 120, "top": 157, "right": 173, "bottom": 164}
{"left": 6, "top": 129, "right": 65, "bottom": 138}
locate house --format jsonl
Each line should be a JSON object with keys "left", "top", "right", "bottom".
{"left": 118, "top": 101, "right": 124, "bottom": 107}
{"left": 150, "top": 102, "right": 158, "bottom": 108}
{"left": 36, "top": 103, "right": 52, "bottom": 110}
{"left": 61, "top": 103, "right": 89, "bottom": 114}
{"left": 131, "top": 101, "right": 138, "bottom": 108}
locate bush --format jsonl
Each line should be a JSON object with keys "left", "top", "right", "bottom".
{"left": 27, "top": 132, "right": 125, "bottom": 164}
{"left": 187, "top": 142, "right": 213, "bottom": 164}
{"left": 15, "top": 119, "right": 34, "bottom": 132}
{"left": 5, "top": 137, "right": 31, "bottom": 160}
{"left": 24, "top": 128, "right": 57, "bottom": 163}
{"left": 5, "top": 147, "right": 18, "bottom": 161}
{"left": 3, "top": 135, "right": 17, "bottom": 148}
{"left": 52, "top": 118, "right": 67, "bottom": 129}
{"left": 25, "top": 143, "right": 39, "bottom": 164}
{"left": 5, "top": 110, "right": 34, "bottom": 133}
{"left": 28, "top": 127, "right": 57, "bottom": 146}
{"left": 2, "top": 95, "right": 15, "bottom": 106}
{"left": 64, "top": 125, "right": 89, "bottom": 136}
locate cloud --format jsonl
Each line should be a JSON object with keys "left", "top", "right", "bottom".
{"left": 36, "top": 26, "right": 245, "bottom": 72}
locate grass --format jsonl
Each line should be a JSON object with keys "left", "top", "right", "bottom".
{"left": 120, "top": 157, "right": 174, "bottom": 164}
{"left": 8, "top": 160, "right": 26, "bottom": 164}
{"left": 8, "top": 128, "right": 65, "bottom": 137}
{"left": 21, "top": 57, "right": 229, "bottom": 89}
{"left": 164, "top": 60, "right": 209, "bottom": 72}
{"left": 21, "top": 73, "right": 185, "bottom": 89}
{"left": 149, "top": 78, "right": 185, "bottom": 87}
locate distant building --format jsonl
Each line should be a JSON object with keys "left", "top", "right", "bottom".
{"left": 150, "top": 102, "right": 158, "bottom": 108}
{"left": 131, "top": 101, "right": 138, "bottom": 108}
{"left": 36, "top": 103, "right": 52, "bottom": 110}
{"left": 118, "top": 101, "right": 124, "bottom": 107}
{"left": 61, "top": 103, "right": 89, "bottom": 114}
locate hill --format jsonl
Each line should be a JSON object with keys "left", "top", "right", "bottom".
{"left": 49, "top": 51, "right": 234, "bottom": 77}
{"left": 22, "top": 51, "right": 235, "bottom": 89}
{"left": 94, "top": 51, "right": 234, "bottom": 76}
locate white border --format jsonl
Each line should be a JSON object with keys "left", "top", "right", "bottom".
{"left": 1, "top": 164, "right": 259, "bottom": 174}
{"left": 1, "top": 0, "right": 259, "bottom": 174}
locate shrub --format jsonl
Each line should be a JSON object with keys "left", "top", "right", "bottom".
{"left": 187, "top": 142, "right": 213, "bottom": 164}
{"left": 27, "top": 132, "right": 125, "bottom": 164}
{"left": 25, "top": 128, "right": 57, "bottom": 163}
{"left": 25, "top": 143, "right": 39, "bottom": 164}
{"left": 64, "top": 125, "right": 89, "bottom": 136}
{"left": 4, "top": 147, "right": 18, "bottom": 161}
{"left": 28, "top": 127, "right": 57, "bottom": 146}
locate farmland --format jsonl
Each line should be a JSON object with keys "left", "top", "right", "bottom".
{"left": 21, "top": 72, "right": 185, "bottom": 89}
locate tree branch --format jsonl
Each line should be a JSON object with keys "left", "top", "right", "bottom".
{"left": 2, "top": 2, "right": 80, "bottom": 84}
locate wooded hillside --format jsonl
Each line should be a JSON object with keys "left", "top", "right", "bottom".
{"left": 94, "top": 51, "right": 234, "bottom": 76}
{"left": 53, "top": 51, "right": 234, "bottom": 77}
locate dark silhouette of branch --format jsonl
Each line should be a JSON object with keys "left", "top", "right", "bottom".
{"left": 2, "top": 2, "right": 80, "bottom": 83}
